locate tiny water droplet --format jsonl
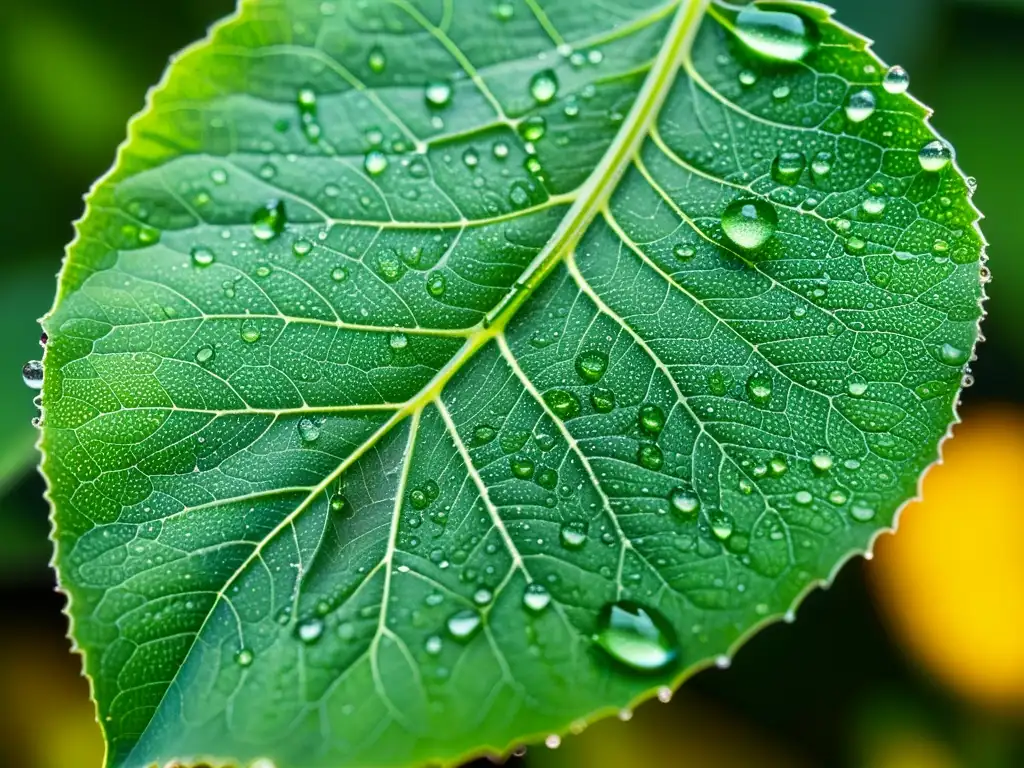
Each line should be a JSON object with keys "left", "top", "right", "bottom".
{"left": 293, "top": 239, "right": 313, "bottom": 258}
{"left": 593, "top": 600, "right": 679, "bottom": 671}
{"left": 195, "top": 346, "right": 215, "bottom": 364}
{"left": 331, "top": 266, "right": 348, "bottom": 282}
{"left": 235, "top": 648, "right": 254, "bottom": 667}
{"left": 462, "top": 148, "right": 480, "bottom": 168}
{"left": 367, "top": 45, "right": 386, "bottom": 73}
{"left": 519, "top": 115, "right": 547, "bottom": 142}
{"left": 721, "top": 199, "right": 778, "bottom": 250}
{"left": 674, "top": 243, "right": 696, "bottom": 260}
{"left": 882, "top": 65, "right": 910, "bottom": 94}
{"left": 426, "top": 271, "right": 447, "bottom": 298}
{"left": 330, "top": 494, "right": 353, "bottom": 518}
{"left": 851, "top": 503, "right": 876, "bottom": 522}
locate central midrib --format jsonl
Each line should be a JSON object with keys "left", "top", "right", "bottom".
{"left": 123, "top": 1, "right": 709, "bottom": 763}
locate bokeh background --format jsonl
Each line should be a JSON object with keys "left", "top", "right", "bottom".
{"left": 0, "top": 0, "right": 1021, "bottom": 765}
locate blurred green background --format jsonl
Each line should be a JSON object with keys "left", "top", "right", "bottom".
{"left": 1, "top": 1, "right": 1022, "bottom": 766}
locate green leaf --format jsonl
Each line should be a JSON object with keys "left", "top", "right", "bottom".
{"left": 40, "top": 1, "right": 984, "bottom": 766}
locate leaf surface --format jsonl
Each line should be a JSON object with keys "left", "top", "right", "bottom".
{"left": 40, "top": 1, "right": 984, "bottom": 766}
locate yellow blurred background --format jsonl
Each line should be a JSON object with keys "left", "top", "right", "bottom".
{"left": 0, "top": 0, "right": 1021, "bottom": 766}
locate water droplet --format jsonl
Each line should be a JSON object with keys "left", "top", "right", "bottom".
{"left": 811, "top": 450, "right": 833, "bottom": 472}
{"left": 390, "top": 333, "right": 408, "bottom": 351}
{"left": 861, "top": 196, "right": 887, "bottom": 216}
{"left": 195, "top": 346, "right": 215, "bottom": 364}
{"left": 710, "top": 512, "right": 734, "bottom": 541}
{"left": 368, "top": 45, "right": 386, "bottom": 73}
{"left": 426, "top": 271, "right": 447, "bottom": 298}
{"left": 493, "top": 1, "right": 514, "bottom": 21}
{"left": 235, "top": 648, "right": 254, "bottom": 667}
{"left": 425, "top": 81, "right": 453, "bottom": 108}
{"left": 377, "top": 255, "right": 404, "bottom": 284}
{"left": 252, "top": 199, "right": 286, "bottom": 241}
{"left": 536, "top": 467, "right": 558, "bottom": 489}
{"left": 721, "top": 199, "right": 778, "bottom": 250}
{"left": 364, "top": 150, "right": 388, "bottom": 176}
{"left": 746, "top": 372, "right": 773, "bottom": 405}
{"left": 739, "top": 70, "right": 757, "bottom": 86}
{"left": 637, "top": 443, "right": 664, "bottom": 471}
{"left": 462, "top": 148, "right": 480, "bottom": 168}
{"left": 446, "top": 609, "right": 482, "bottom": 641}
{"left": 575, "top": 350, "right": 608, "bottom": 383}
{"left": 297, "top": 88, "right": 321, "bottom": 143}
{"left": 22, "top": 360, "right": 43, "bottom": 389}
{"left": 331, "top": 266, "right": 348, "bottom": 282}
{"left": 510, "top": 456, "right": 535, "bottom": 480}
{"left": 638, "top": 404, "right": 665, "bottom": 435}
{"left": 674, "top": 243, "right": 696, "bottom": 260}
{"left": 845, "top": 89, "right": 876, "bottom": 123}
{"left": 544, "top": 389, "right": 581, "bottom": 420}
{"left": 296, "top": 617, "right": 324, "bottom": 643}
{"left": 293, "top": 239, "right": 313, "bottom": 258}
{"left": 593, "top": 600, "right": 679, "bottom": 671}
{"left": 560, "top": 520, "right": 588, "bottom": 550}
{"left": 240, "top": 319, "right": 261, "bottom": 344}
{"left": 590, "top": 386, "right": 616, "bottom": 413}
{"left": 519, "top": 115, "right": 547, "bottom": 142}
{"left": 851, "top": 503, "right": 876, "bottom": 522}
{"left": 191, "top": 247, "right": 215, "bottom": 267}
{"left": 847, "top": 378, "right": 868, "bottom": 397}
{"left": 298, "top": 418, "right": 321, "bottom": 442}
{"left": 771, "top": 152, "right": 806, "bottom": 185}
{"left": 523, "top": 583, "right": 551, "bottom": 613}
{"left": 492, "top": 141, "right": 510, "bottom": 159}
{"left": 669, "top": 488, "right": 700, "bottom": 517}
{"left": 509, "top": 181, "right": 531, "bottom": 208}
{"left": 918, "top": 140, "right": 952, "bottom": 172}
{"left": 795, "top": 490, "right": 813, "bottom": 506}
{"left": 939, "top": 343, "right": 968, "bottom": 366}
{"left": 473, "top": 424, "right": 497, "bottom": 445}
{"left": 811, "top": 152, "right": 833, "bottom": 180}
{"left": 330, "top": 494, "right": 353, "bottom": 518}
{"left": 733, "top": 6, "right": 816, "bottom": 62}
{"left": 529, "top": 69, "right": 559, "bottom": 104}
{"left": 882, "top": 65, "right": 910, "bottom": 94}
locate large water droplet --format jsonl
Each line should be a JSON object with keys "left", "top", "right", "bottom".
{"left": 426, "top": 271, "right": 447, "bottom": 298}
{"left": 845, "top": 89, "right": 876, "bottom": 123}
{"left": 529, "top": 69, "right": 559, "bottom": 104}
{"left": 733, "top": 6, "right": 816, "bottom": 62}
{"left": 191, "top": 247, "right": 215, "bottom": 268}
{"left": 637, "top": 443, "right": 664, "bottom": 471}
{"left": 771, "top": 152, "right": 805, "bottom": 186}
{"left": 669, "top": 488, "right": 700, "bottom": 517}
{"left": 298, "top": 418, "right": 321, "bottom": 442}
{"left": 195, "top": 346, "right": 215, "bottom": 364}
{"left": 510, "top": 456, "right": 535, "bottom": 480}
{"left": 575, "top": 350, "right": 608, "bottom": 383}
{"left": 918, "top": 140, "right": 952, "bottom": 172}
{"left": 746, "top": 372, "right": 773, "bottom": 405}
{"left": 240, "top": 319, "right": 261, "bottom": 344}
{"left": 519, "top": 115, "right": 547, "bottom": 142}
{"left": 523, "top": 583, "right": 551, "bottom": 613}
{"left": 22, "top": 360, "right": 43, "bottom": 390}
{"left": 446, "top": 609, "right": 482, "bottom": 641}
{"left": 544, "top": 389, "right": 581, "bottom": 420}
{"left": 252, "top": 200, "right": 286, "bottom": 241}
{"left": 296, "top": 617, "right": 324, "bottom": 643}
{"left": 882, "top": 65, "right": 910, "bottom": 94}
{"left": 939, "top": 343, "right": 968, "bottom": 366}
{"left": 330, "top": 493, "right": 353, "bottom": 518}
{"left": 235, "top": 648, "right": 254, "bottom": 667}
{"left": 710, "top": 511, "right": 734, "bottom": 541}
{"left": 364, "top": 150, "right": 388, "bottom": 176}
{"left": 638, "top": 404, "right": 665, "bottom": 435}
{"left": 590, "top": 386, "right": 616, "bottom": 413}
{"left": 594, "top": 600, "right": 679, "bottom": 672}
{"left": 721, "top": 199, "right": 778, "bottom": 250}
{"left": 560, "top": 520, "right": 588, "bottom": 550}
{"left": 425, "top": 81, "right": 453, "bottom": 108}
{"left": 367, "top": 45, "right": 387, "bottom": 73}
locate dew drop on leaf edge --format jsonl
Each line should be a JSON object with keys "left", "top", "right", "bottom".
{"left": 22, "top": 360, "right": 43, "bottom": 389}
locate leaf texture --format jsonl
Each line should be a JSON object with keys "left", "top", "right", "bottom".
{"left": 40, "top": 1, "right": 985, "bottom": 766}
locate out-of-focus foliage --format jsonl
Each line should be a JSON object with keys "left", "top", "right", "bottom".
{"left": 872, "top": 406, "right": 1024, "bottom": 709}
